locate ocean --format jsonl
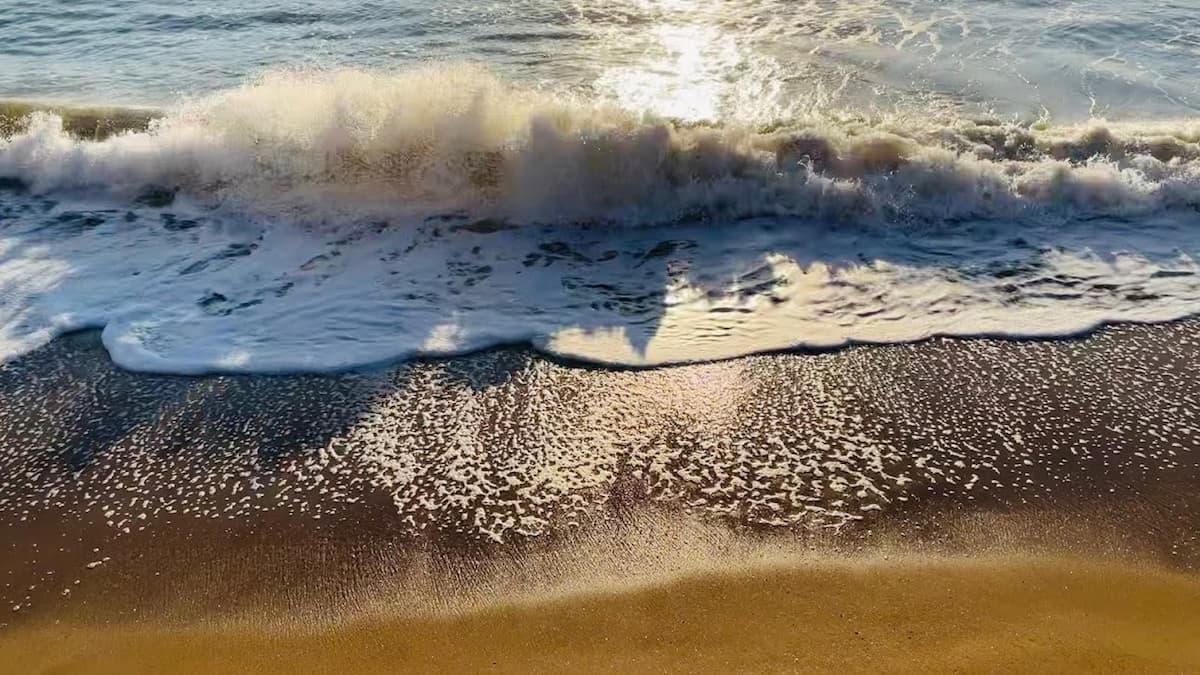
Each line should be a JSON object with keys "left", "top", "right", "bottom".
{"left": 2, "top": 0, "right": 1199, "bottom": 373}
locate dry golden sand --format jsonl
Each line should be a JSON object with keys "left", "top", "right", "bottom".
{"left": 3, "top": 555, "right": 1199, "bottom": 674}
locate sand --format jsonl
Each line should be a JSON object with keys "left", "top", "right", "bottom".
{"left": 4, "top": 323, "right": 1200, "bottom": 672}
{"left": 4, "top": 555, "right": 1199, "bottom": 674}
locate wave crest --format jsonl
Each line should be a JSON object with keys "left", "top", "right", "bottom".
{"left": 2, "top": 65, "right": 1199, "bottom": 226}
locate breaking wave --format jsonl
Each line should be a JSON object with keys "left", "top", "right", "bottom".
{"left": 3, "top": 66, "right": 1200, "bottom": 375}
{"left": 3, "top": 65, "right": 1200, "bottom": 228}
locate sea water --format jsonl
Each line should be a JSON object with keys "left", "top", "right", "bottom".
{"left": 1, "top": 0, "right": 1199, "bottom": 372}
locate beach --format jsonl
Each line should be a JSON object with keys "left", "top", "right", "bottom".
{"left": 2, "top": 323, "right": 1199, "bottom": 671}
{"left": 3, "top": 3, "right": 1200, "bottom": 668}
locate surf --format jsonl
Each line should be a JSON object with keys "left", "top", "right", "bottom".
{"left": 1, "top": 66, "right": 1200, "bottom": 375}
{"left": 2, "top": 66, "right": 1198, "bottom": 229}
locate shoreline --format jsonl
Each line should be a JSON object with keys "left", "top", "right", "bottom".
{"left": 9, "top": 309, "right": 1200, "bottom": 380}
{"left": 3, "top": 322, "right": 1200, "bottom": 670}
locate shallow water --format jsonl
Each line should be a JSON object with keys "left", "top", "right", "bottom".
{"left": 1, "top": 1, "right": 1200, "bottom": 373}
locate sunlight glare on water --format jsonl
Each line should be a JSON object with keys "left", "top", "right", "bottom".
{"left": 2, "top": 0, "right": 1200, "bottom": 374}
{"left": 0, "top": 0, "right": 1197, "bottom": 120}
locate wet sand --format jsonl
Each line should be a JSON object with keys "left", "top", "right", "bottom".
{"left": 2, "top": 323, "right": 1200, "bottom": 671}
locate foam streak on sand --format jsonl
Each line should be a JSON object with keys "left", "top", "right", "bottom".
{"left": 2, "top": 67, "right": 1200, "bottom": 374}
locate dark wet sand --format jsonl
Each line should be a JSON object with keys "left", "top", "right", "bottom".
{"left": 2, "top": 323, "right": 1200, "bottom": 671}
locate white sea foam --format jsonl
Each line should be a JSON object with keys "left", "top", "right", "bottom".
{"left": 2, "top": 67, "right": 1199, "bottom": 226}
{"left": 2, "top": 67, "right": 1200, "bottom": 374}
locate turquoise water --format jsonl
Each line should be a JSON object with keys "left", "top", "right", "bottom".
{"left": 3, "top": 0, "right": 1198, "bottom": 120}
{"left": 1, "top": 1, "right": 1200, "bottom": 374}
